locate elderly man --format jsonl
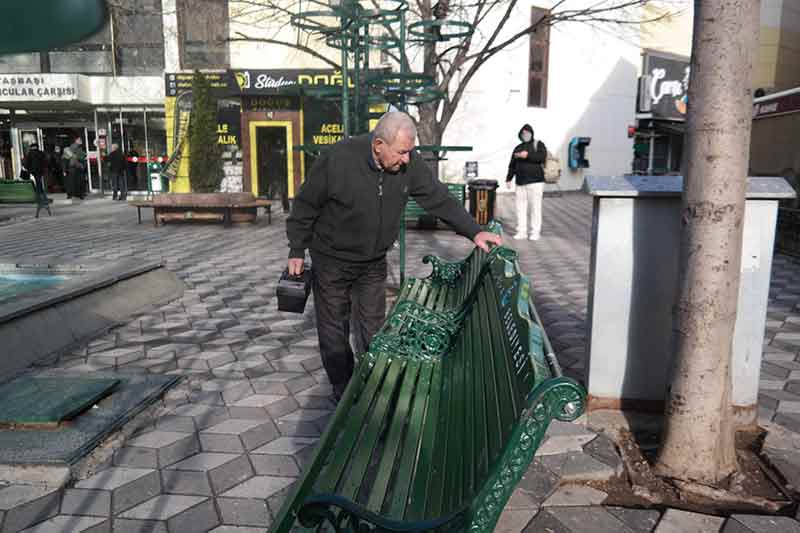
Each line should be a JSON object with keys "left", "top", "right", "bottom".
{"left": 286, "top": 111, "right": 502, "bottom": 400}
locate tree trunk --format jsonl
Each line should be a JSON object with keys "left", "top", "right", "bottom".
{"left": 654, "top": 0, "right": 759, "bottom": 485}
{"left": 417, "top": 102, "right": 443, "bottom": 180}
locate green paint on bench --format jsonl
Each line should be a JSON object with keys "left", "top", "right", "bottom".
{"left": 0, "top": 180, "right": 52, "bottom": 218}
{"left": 405, "top": 183, "right": 466, "bottom": 229}
{"left": 270, "top": 228, "right": 587, "bottom": 533}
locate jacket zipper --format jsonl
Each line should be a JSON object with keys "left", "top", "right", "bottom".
{"left": 375, "top": 172, "right": 384, "bottom": 256}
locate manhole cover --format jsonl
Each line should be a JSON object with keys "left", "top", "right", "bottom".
{"left": 0, "top": 376, "right": 119, "bottom": 425}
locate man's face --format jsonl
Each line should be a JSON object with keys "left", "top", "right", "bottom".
{"left": 373, "top": 129, "right": 415, "bottom": 173}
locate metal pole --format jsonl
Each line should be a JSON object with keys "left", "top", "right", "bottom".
{"left": 399, "top": 10, "right": 407, "bottom": 283}
{"left": 84, "top": 126, "right": 93, "bottom": 193}
{"left": 94, "top": 109, "right": 103, "bottom": 193}
{"left": 648, "top": 132, "right": 655, "bottom": 174}
{"left": 144, "top": 108, "right": 152, "bottom": 196}
{"left": 340, "top": 5, "right": 350, "bottom": 138}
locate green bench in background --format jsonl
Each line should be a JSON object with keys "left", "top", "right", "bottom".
{"left": 270, "top": 239, "right": 587, "bottom": 533}
{"left": 0, "top": 180, "right": 52, "bottom": 218}
{"left": 405, "top": 182, "right": 466, "bottom": 230}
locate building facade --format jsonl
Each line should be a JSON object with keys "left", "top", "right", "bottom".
{"left": 0, "top": 0, "right": 226, "bottom": 194}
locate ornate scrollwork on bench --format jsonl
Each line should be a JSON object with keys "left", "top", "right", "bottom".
{"left": 369, "top": 301, "right": 461, "bottom": 361}
{"left": 422, "top": 255, "right": 466, "bottom": 288}
{"left": 467, "top": 378, "right": 587, "bottom": 532}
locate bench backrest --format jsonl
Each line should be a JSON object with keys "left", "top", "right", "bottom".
{"left": 0, "top": 180, "right": 37, "bottom": 203}
{"left": 405, "top": 183, "right": 466, "bottom": 218}
{"left": 152, "top": 192, "right": 255, "bottom": 206}
{"left": 419, "top": 250, "right": 553, "bottom": 520}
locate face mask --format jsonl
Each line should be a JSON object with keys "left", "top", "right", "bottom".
{"left": 521, "top": 132, "right": 532, "bottom": 142}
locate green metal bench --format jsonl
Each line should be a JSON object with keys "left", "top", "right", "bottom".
{"left": 0, "top": 180, "right": 51, "bottom": 218}
{"left": 405, "top": 183, "right": 466, "bottom": 230}
{"left": 270, "top": 245, "right": 587, "bottom": 533}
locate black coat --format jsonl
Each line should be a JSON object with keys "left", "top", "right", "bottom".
{"left": 108, "top": 149, "right": 126, "bottom": 174}
{"left": 23, "top": 149, "right": 47, "bottom": 176}
{"left": 507, "top": 124, "right": 547, "bottom": 185}
{"left": 287, "top": 134, "right": 481, "bottom": 263}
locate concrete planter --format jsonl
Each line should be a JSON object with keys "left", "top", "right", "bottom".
{"left": 584, "top": 175, "right": 795, "bottom": 426}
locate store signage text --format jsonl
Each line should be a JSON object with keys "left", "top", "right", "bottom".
{"left": 312, "top": 123, "right": 344, "bottom": 145}
{"left": 217, "top": 123, "right": 238, "bottom": 146}
{"left": 0, "top": 75, "right": 78, "bottom": 101}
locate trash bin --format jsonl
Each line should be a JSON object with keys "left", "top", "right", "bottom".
{"left": 468, "top": 179, "right": 499, "bottom": 225}
{"left": 149, "top": 163, "right": 168, "bottom": 193}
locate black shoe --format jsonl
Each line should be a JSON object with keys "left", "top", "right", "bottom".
{"left": 112, "top": 195, "right": 117, "bottom": 200}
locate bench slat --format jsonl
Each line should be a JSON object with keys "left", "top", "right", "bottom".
{"left": 315, "top": 356, "right": 392, "bottom": 494}
{"left": 404, "top": 359, "right": 444, "bottom": 521}
{"left": 340, "top": 360, "right": 404, "bottom": 502}
{"left": 476, "top": 283, "right": 506, "bottom": 469}
{"left": 424, "top": 344, "right": 456, "bottom": 519}
{"left": 388, "top": 361, "right": 435, "bottom": 520}
{"left": 485, "top": 280, "right": 523, "bottom": 439}
{"left": 366, "top": 358, "right": 421, "bottom": 513}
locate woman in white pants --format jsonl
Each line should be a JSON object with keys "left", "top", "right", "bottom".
{"left": 505, "top": 124, "right": 547, "bottom": 240}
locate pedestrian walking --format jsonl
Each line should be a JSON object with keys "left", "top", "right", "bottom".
{"left": 63, "top": 136, "right": 87, "bottom": 199}
{"left": 22, "top": 143, "right": 49, "bottom": 207}
{"left": 505, "top": 123, "right": 547, "bottom": 240}
{"left": 108, "top": 143, "right": 127, "bottom": 200}
{"left": 286, "top": 111, "right": 503, "bottom": 401}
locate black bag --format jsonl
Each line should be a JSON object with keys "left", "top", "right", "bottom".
{"left": 19, "top": 168, "right": 30, "bottom": 180}
{"left": 277, "top": 266, "right": 312, "bottom": 313}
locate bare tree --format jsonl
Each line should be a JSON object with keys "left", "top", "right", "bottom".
{"left": 654, "top": 0, "right": 759, "bottom": 485}
{"left": 228, "top": 0, "right": 679, "bottom": 151}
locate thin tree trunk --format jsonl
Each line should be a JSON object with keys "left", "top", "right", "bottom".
{"left": 654, "top": 0, "right": 759, "bottom": 485}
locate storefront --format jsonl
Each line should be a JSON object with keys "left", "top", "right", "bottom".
{"left": 165, "top": 69, "right": 382, "bottom": 203}
{"left": 0, "top": 73, "right": 165, "bottom": 194}
{"left": 633, "top": 51, "right": 690, "bottom": 175}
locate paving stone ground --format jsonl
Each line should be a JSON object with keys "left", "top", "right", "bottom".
{"left": 0, "top": 192, "right": 797, "bottom": 532}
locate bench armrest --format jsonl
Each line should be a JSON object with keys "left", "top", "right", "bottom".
{"left": 298, "top": 493, "right": 469, "bottom": 532}
{"left": 422, "top": 255, "right": 465, "bottom": 287}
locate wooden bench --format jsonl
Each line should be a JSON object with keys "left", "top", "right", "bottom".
{"left": 0, "top": 179, "right": 52, "bottom": 218}
{"left": 130, "top": 193, "right": 272, "bottom": 227}
{"left": 270, "top": 244, "right": 587, "bottom": 533}
{"left": 405, "top": 182, "right": 466, "bottom": 230}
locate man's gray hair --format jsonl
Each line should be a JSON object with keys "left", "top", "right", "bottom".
{"left": 373, "top": 111, "right": 417, "bottom": 144}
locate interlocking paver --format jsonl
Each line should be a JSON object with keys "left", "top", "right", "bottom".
{"left": 59, "top": 489, "right": 111, "bottom": 517}
{"left": 0, "top": 485, "right": 60, "bottom": 533}
{"left": 216, "top": 498, "right": 271, "bottom": 528}
{"left": 115, "top": 430, "right": 199, "bottom": 468}
{"left": 221, "top": 476, "right": 295, "bottom": 500}
{"left": 654, "top": 509, "right": 725, "bottom": 533}
{"left": 251, "top": 437, "right": 317, "bottom": 455}
{"left": 117, "top": 495, "right": 219, "bottom": 532}
{"left": 75, "top": 467, "right": 161, "bottom": 514}
{"left": 5, "top": 195, "right": 800, "bottom": 531}
{"left": 19, "top": 516, "right": 108, "bottom": 533}
{"left": 167, "top": 453, "right": 254, "bottom": 494}
{"left": 201, "top": 419, "right": 280, "bottom": 452}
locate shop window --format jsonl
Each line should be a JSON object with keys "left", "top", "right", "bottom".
{"left": 528, "top": 7, "right": 550, "bottom": 108}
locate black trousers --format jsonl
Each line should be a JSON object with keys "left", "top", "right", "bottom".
{"left": 111, "top": 172, "right": 127, "bottom": 198}
{"left": 311, "top": 252, "right": 387, "bottom": 392}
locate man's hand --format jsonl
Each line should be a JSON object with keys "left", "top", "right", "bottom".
{"left": 473, "top": 231, "right": 503, "bottom": 252}
{"left": 287, "top": 258, "right": 305, "bottom": 277}
{"left": 515, "top": 150, "right": 528, "bottom": 159}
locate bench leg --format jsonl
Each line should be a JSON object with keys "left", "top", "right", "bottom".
{"left": 137, "top": 206, "right": 142, "bottom": 224}
{"left": 153, "top": 208, "right": 159, "bottom": 227}
{"left": 224, "top": 208, "right": 232, "bottom": 227}
{"left": 267, "top": 206, "right": 271, "bottom": 225}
